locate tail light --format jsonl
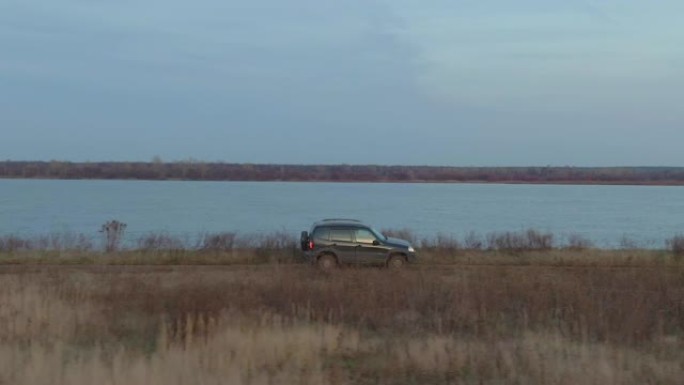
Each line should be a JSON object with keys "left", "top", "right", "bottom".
{"left": 309, "top": 240, "right": 314, "bottom": 250}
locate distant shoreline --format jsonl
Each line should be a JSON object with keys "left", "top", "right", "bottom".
{"left": 2, "top": 176, "right": 684, "bottom": 187}
{"left": 2, "top": 161, "right": 684, "bottom": 186}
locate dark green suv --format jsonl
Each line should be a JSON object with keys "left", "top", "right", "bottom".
{"left": 300, "top": 219, "right": 417, "bottom": 269}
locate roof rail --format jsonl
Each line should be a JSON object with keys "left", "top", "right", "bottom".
{"left": 320, "top": 218, "right": 362, "bottom": 222}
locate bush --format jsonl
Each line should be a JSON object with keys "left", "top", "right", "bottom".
{"left": 197, "top": 232, "right": 236, "bottom": 252}
{"left": 525, "top": 229, "right": 555, "bottom": 250}
{"left": 619, "top": 235, "right": 640, "bottom": 250}
{"left": 0, "top": 235, "right": 32, "bottom": 252}
{"left": 0, "top": 233, "right": 95, "bottom": 253}
{"left": 434, "top": 233, "right": 461, "bottom": 253}
{"left": 564, "top": 233, "right": 594, "bottom": 251}
{"left": 486, "top": 230, "right": 554, "bottom": 253}
{"left": 463, "top": 231, "right": 484, "bottom": 250}
{"left": 136, "top": 233, "right": 185, "bottom": 251}
{"left": 236, "top": 231, "right": 297, "bottom": 263}
{"left": 100, "top": 220, "right": 127, "bottom": 252}
{"left": 667, "top": 235, "right": 684, "bottom": 257}
{"left": 487, "top": 232, "right": 526, "bottom": 252}
{"left": 381, "top": 228, "right": 418, "bottom": 245}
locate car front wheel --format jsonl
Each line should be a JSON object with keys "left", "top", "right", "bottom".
{"left": 387, "top": 255, "right": 406, "bottom": 269}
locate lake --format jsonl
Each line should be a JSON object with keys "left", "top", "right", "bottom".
{"left": 1, "top": 179, "right": 683, "bottom": 248}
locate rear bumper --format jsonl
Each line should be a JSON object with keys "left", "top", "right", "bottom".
{"left": 302, "top": 250, "right": 316, "bottom": 264}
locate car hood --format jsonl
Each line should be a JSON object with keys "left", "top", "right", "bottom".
{"left": 385, "top": 237, "right": 411, "bottom": 249}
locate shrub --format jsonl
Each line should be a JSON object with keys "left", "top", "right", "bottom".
{"left": 381, "top": 228, "right": 418, "bottom": 245}
{"left": 33, "top": 233, "right": 94, "bottom": 252}
{"left": 414, "top": 233, "right": 461, "bottom": 258}
{"left": 463, "top": 231, "right": 484, "bottom": 250}
{"left": 487, "top": 231, "right": 526, "bottom": 252}
{"left": 0, "top": 235, "right": 32, "bottom": 252}
{"left": 236, "top": 231, "right": 297, "bottom": 263}
{"left": 667, "top": 235, "right": 684, "bottom": 257}
{"left": 619, "top": 235, "right": 640, "bottom": 250}
{"left": 197, "top": 232, "right": 236, "bottom": 251}
{"left": 100, "top": 220, "right": 127, "bottom": 252}
{"left": 486, "top": 230, "right": 554, "bottom": 253}
{"left": 434, "top": 233, "right": 461, "bottom": 253}
{"left": 525, "top": 229, "right": 555, "bottom": 250}
{"left": 137, "top": 233, "right": 185, "bottom": 251}
{"left": 564, "top": 233, "right": 594, "bottom": 251}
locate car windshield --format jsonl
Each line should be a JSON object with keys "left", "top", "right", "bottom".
{"left": 369, "top": 227, "right": 386, "bottom": 241}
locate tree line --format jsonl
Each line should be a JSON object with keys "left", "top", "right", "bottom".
{"left": 1, "top": 161, "right": 684, "bottom": 185}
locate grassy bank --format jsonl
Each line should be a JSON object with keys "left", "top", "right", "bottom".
{"left": 1, "top": 264, "right": 683, "bottom": 384}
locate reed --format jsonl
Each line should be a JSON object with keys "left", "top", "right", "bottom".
{"left": 1, "top": 264, "right": 682, "bottom": 384}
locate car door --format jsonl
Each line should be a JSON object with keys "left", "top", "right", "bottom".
{"left": 328, "top": 228, "right": 357, "bottom": 264}
{"left": 354, "top": 228, "right": 388, "bottom": 264}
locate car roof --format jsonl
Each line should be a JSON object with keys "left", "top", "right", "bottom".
{"left": 312, "top": 218, "right": 367, "bottom": 228}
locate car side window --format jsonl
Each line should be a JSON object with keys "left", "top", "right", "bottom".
{"left": 355, "top": 229, "right": 377, "bottom": 244}
{"left": 329, "top": 229, "right": 353, "bottom": 243}
{"left": 313, "top": 228, "right": 329, "bottom": 241}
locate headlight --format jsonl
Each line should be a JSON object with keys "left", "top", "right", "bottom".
{"left": 408, "top": 246, "right": 415, "bottom": 252}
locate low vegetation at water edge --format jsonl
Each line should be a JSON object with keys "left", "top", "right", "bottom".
{"left": 1, "top": 227, "right": 683, "bottom": 265}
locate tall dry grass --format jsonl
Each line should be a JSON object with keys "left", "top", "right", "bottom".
{"left": 1, "top": 264, "right": 683, "bottom": 384}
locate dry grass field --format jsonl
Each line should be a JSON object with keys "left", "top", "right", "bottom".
{"left": 2, "top": 259, "right": 683, "bottom": 385}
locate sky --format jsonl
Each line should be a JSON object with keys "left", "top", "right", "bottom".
{"left": 1, "top": 0, "right": 683, "bottom": 166}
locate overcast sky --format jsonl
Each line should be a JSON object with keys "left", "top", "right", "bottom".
{"left": 1, "top": 0, "right": 683, "bottom": 166}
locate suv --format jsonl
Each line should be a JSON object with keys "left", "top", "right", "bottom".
{"left": 300, "top": 219, "right": 417, "bottom": 269}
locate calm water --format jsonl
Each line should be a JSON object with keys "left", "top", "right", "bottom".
{"left": 1, "top": 179, "right": 683, "bottom": 248}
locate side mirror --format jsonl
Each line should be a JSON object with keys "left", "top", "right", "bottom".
{"left": 372, "top": 240, "right": 381, "bottom": 246}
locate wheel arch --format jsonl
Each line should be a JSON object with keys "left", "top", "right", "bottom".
{"left": 317, "top": 251, "right": 339, "bottom": 263}
{"left": 387, "top": 251, "right": 408, "bottom": 262}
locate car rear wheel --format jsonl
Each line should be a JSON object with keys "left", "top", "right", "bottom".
{"left": 317, "top": 254, "right": 337, "bottom": 270}
{"left": 387, "top": 255, "right": 406, "bottom": 269}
